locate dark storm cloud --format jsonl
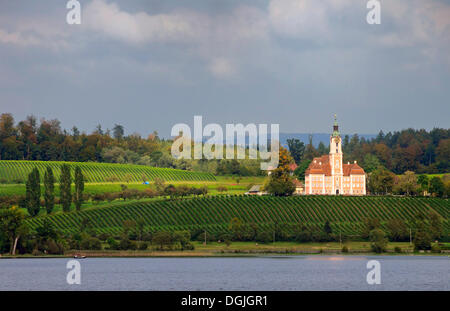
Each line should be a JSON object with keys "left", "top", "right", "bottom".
{"left": 0, "top": 0, "right": 449, "bottom": 137}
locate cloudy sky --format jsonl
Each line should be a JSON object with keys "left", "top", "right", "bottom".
{"left": 0, "top": 0, "right": 449, "bottom": 137}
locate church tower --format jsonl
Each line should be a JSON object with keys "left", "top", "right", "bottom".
{"left": 330, "top": 114, "right": 343, "bottom": 193}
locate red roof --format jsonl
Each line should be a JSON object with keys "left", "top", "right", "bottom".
{"left": 343, "top": 162, "right": 365, "bottom": 175}
{"left": 305, "top": 155, "right": 365, "bottom": 176}
{"left": 293, "top": 179, "right": 304, "bottom": 187}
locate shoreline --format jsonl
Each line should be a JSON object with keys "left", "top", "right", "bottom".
{"left": 1, "top": 250, "right": 447, "bottom": 259}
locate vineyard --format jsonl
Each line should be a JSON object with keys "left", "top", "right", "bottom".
{"left": 0, "top": 160, "right": 216, "bottom": 183}
{"left": 26, "top": 196, "right": 449, "bottom": 237}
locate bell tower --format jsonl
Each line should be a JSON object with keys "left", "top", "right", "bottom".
{"left": 330, "top": 114, "right": 343, "bottom": 193}
{"left": 330, "top": 114, "right": 342, "bottom": 155}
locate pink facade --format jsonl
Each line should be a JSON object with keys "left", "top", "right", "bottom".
{"left": 304, "top": 117, "right": 366, "bottom": 195}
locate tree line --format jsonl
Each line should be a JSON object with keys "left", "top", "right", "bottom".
{"left": 1, "top": 205, "right": 444, "bottom": 256}
{"left": 287, "top": 128, "right": 449, "bottom": 176}
{"left": 0, "top": 113, "right": 264, "bottom": 176}
{"left": 21, "top": 164, "right": 85, "bottom": 216}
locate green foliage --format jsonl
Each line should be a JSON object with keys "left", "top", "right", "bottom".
{"left": 417, "top": 175, "right": 429, "bottom": 191}
{"left": 256, "top": 231, "right": 272, "bottom": 244}
{"left": 33, "top": 219, "right": 65, "bottom": 254}
{"left": 362, "top": 154, "right": 381, "bottom": 173}
{"left": 265, "top": 146, "right": 296, "bottom": 196}
{"left": 74, "top": 166, "right": 84, "bottom": 211}
{"left": 26, "top": 167, "right": 41, "bottom": 217}
{"left": 362, "top": 217, "right": 381, "bottom": 239}
{"left": 0, "top": 160, "right": 216, "bottom": 184}
{"left": 394, "top": 171, "right": 419, "bottom": 196}
{"left": 60, "top": 164, "right": 72, "bottom": 212}
{"left": 106, "top": 237, "right": 119, "bottom": 250}
{"left": 80, "top": 236, "right": 102, "bottom": 250}
{"left": 386, "top": 219, "right": 409, "bottom": 242}
{"left": 369, "top": 229, "right": 388, "bottom": 253}
{"left": 43, "top": 166, "right": 55, "bottom": 214}
{"left": 152, "top": 231, "right": 174, "bottom": 250}
{"left": 429, "top": 177, "right": 445, "bottom": 197}
{"left": 0, "top": 207, "right": 26, "bottom": 254}
{"left": 293, "top": 160, "right": 311, "bottom": 181}
{"left": 367, "top": 167, "right": 396, "bottom": 194}
{"left": 286, "top": 138, "right": 305, "bottom": 165}
{"left": 229, "top": 217, "right": 245, "bottom": 241}
{"left": 414, "top": 230, "right": 432, "bottom": 251}
{"left": 24, "top": 196, "right": 449, "bottom": 240}
{"left": 324, "top": 220, "right": 332, "bottom": 235}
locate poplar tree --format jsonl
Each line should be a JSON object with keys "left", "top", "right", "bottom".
{"left": 74, "top": 166, "right": 84, "bottom": 211}
{"left": 26, "top": 167, "right": 40, "bottom": 217}
{"left": 44, "top": 166, "right": 55, "bottom": 214}
{"left": 60, "top": 164, "right": 72, "bottom": 212}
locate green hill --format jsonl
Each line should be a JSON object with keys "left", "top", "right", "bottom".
{"left": 25, "top": 196, "right": 449, "bottom": 237}
{"left": 0, "top": 160, "right": 216, "bottom": 183}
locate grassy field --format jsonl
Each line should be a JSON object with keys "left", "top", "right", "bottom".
{"left": 0, "top": 176, "right": 265, "bottom": 197}
{"left": 0, "top": 160, "right": 216, "bottom": 184}
{"left": 25, "top": 195, "right": 449, "bottom": 237}
{"left": 7, "top": 241, "right": 444, "bottom": 258}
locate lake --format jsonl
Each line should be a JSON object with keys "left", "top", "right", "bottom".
{"left": 0, "top": 256, "right": 448, "bottom": 291}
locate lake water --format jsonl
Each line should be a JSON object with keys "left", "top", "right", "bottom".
{"left": 0, "top": 256, "right": 448, "bottom": 291}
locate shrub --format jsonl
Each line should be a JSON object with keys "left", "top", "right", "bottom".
{"left": 152, "top": 231, "right": 173, "bottom": 250}
{"left": 46, "top": 240, "right": 66, "bottom": 254}
{"left": 256, "top": 231, "right": 272, "bottom": 244}
{"left": 370, "top": 229, "right": 388, "bottom": 253}
{"left": 106, "top": 237, "right": 119, "bottom": 250}
{"left": 394, "top": 246, "right": 402, "bottom": 253}
{"left": 80, "top": 237, "right": 102, "bottom": 250}
{"left": 119, "top": 237, "right": 135, "bottom": 250}
{"left": 341, "top": 246, "right": 349, "bottom": 253}
{"left": 138, "top": 241, "right": 148, "bottom": 250}
{"left": 431, "top": 244, "right": 441, "bottom": 253}
{"left": 98, "top": 233, "right": 110, "bottom": 241}
{"left": 414, "top": 231, "right": 432, "bottom": 251}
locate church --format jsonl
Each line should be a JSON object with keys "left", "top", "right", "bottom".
{"left": 304, "top": 116, "right": 366, "bottom": 195}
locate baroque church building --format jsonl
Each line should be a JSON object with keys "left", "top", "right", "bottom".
{"left": 305, "top": 116, "right": 366, "bottom": 195}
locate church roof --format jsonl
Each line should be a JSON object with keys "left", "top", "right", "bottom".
{"left": 305, "top": 155, "right": 365, "bottom": 176}
{"left": 343, "top": 162, "right": 365, "bottom": 175}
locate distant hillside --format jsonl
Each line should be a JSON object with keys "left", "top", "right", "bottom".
{"left": 0, "top": 160, "right": 216, "bottom": 184}
{"left": 279, "top": 133, "right": 377, "bottom": 148}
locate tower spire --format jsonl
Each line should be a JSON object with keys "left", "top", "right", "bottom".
{"left": 332, "top": 114, "right": 340, "bottom": 137}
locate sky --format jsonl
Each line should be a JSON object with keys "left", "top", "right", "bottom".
{"left": 0, "top": 0, "right": 449, "bottom": 137}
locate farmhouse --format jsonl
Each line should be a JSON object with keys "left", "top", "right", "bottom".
{"left": 304, "top": 116, "right": 366, "bottom": 195}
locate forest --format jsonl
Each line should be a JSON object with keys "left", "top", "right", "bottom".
{"left": 0, "top": 113, "right": 449, "bottom": 175}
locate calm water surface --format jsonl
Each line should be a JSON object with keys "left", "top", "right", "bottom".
{"left": 0, "top": 256, "right": 448, "bottom": 291}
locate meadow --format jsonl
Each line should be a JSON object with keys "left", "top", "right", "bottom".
{"left": 0, "top": 176, "right": 265, "bottom": 198}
